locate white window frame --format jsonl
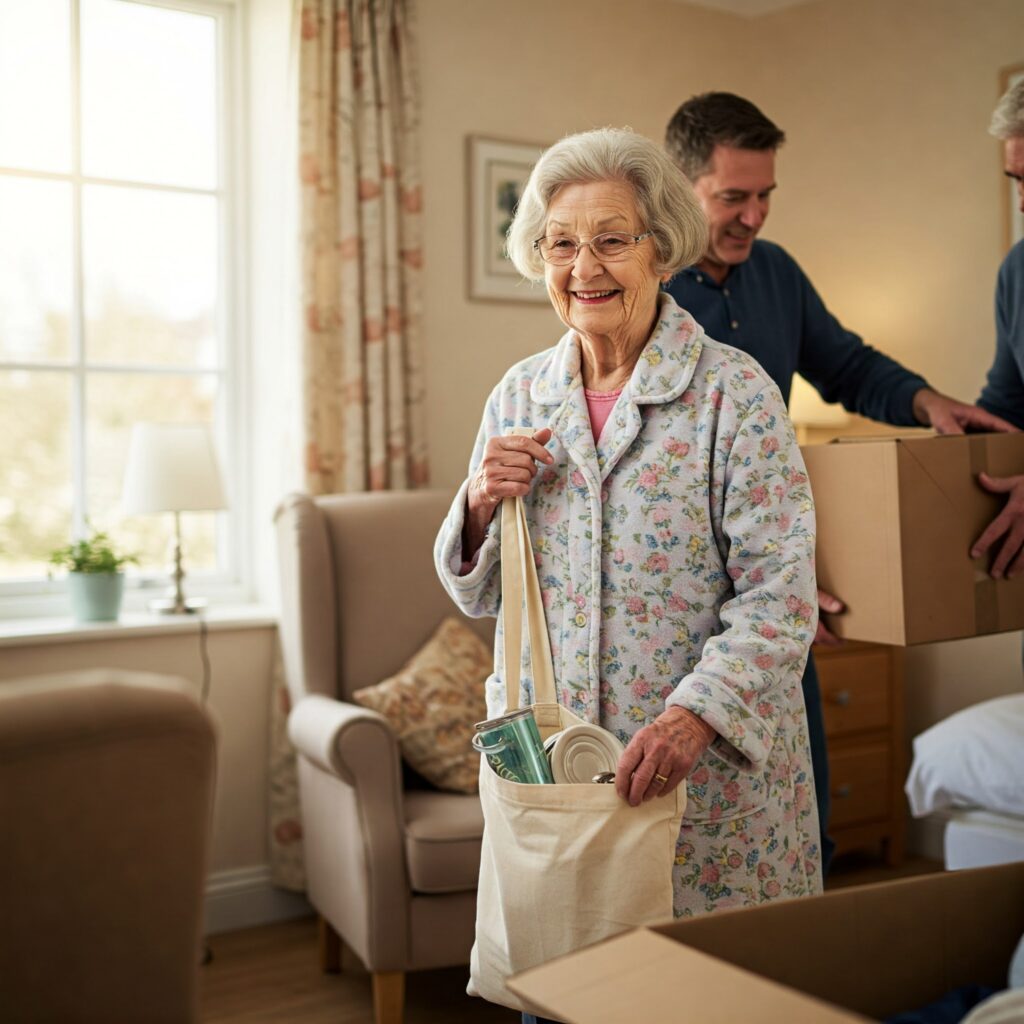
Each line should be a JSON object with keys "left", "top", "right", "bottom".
{"left": 0, "top": 0, "right": 252, "bottom": 620}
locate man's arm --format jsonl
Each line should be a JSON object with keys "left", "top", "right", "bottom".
{"left": 791, "top": 260, "right": 928, "bottom": 425}
{"left": 792, "top": 256, "right": 1016, "bottom": 434}
{"left": 972, "top": 243, "right": 1024, "bottom": 578}
{"left": 978, "top": 243, "right": 1024, "bottom": 431}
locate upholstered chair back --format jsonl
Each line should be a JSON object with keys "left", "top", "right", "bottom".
{"left": 0, "top": 670, "right": 215, "bottom": 1024}
{"left": 275, "top": 490, "right": 493, "bottom": 705}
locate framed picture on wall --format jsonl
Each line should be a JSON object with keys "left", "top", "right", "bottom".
{"left": 1001, "top": 64, "right": 1024, "bottom": 250}
{"left": 467, "top": 135, "right": 548, "bottom": 303}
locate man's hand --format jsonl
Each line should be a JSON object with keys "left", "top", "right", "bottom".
{"left": 912, "top": 388, "right": 1018, "bottom": 435}
{"left": 814, "top": 588, "right": 844, "bottom": 646}
{"left": 971, "top": 473, "right": 1024, "bottom": 579}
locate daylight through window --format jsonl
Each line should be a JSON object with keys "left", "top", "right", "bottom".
{"left": 0, "top": 0, "right": 237, "bottom": 594}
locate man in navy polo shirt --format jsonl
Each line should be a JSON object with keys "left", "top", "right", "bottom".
{"left": 664, "top": 92, "right": 1015, "bottom": 875}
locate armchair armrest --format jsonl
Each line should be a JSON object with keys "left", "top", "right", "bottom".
{"left": 287, "top": 693, "right": 411, "bottom": 969}
{"left": 288, "top": 693, "right": 401, "bottom": 789}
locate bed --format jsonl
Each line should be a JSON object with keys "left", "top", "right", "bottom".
{"left": 943, "top": 808, "right": 1024, "bottom": 870}
{"left": 905, "top": 693, "right": 1024, "bottom": 870}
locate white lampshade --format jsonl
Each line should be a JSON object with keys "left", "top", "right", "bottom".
{"left": 123, "top": 423, "right": 227, "bottom": 515}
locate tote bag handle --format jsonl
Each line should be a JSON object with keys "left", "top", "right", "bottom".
{"left": 500, "top": 434, "right": 558, "bottom": 714}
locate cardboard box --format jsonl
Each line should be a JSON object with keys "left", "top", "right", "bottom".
{"left": 510, "top": 862, "right": 1024, "bottom": 1023}
{"left": 801, "top": 433, "right": 1024, "bottom": 645}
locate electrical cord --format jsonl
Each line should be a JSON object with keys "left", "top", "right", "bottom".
{"left": 197, "top": 608, "right": 213, "bottom": 966}
{"left": 198, "top": 609, "right": 211, "bottom": 705}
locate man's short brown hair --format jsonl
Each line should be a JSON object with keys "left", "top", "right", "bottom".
{"left": 665, "top": 92, "right": 785, "bottom": 181}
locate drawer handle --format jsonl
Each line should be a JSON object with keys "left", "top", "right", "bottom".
{"left": 834, "top": 784, "right": 853, "bottom": 799}
{"left": 830, "top": 689, "right": 852, "bottom": 707}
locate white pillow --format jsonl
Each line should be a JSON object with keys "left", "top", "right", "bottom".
{"left": 905, "top": 693, "right": 1024, "bottom": 818}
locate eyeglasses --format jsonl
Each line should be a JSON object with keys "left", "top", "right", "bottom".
{"left": 533, "top": 231, "right": 654, "bottom": 265}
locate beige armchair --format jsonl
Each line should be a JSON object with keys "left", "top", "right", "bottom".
{"left": 274, "top": 490, "right": 492, "bottom": 1024}
{"left": 0, "top": 669, "right": 216, "bottom": 1024}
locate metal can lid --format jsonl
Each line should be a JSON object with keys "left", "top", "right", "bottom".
{"left": 473, "top": 706, "right": 534, "bottom": 732}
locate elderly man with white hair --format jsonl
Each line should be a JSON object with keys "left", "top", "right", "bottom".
{"left": 957, "top": 80, "right": 1024, "bottom": 1022}
{"left": 972, "top": 78, "right": 1024, "bottom": 578}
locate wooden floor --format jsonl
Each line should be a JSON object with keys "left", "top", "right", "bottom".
{"left": 199, "top": 920, "right": 517, "bottom": 1024}
{"left": 199, "top": 852, "right": 942, "bottom": 1024}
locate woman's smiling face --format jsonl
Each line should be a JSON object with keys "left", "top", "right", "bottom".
{"left": 542, "top": 179, "right": 662, "bottom": 349}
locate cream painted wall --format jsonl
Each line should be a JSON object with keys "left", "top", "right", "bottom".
{"left": 0, "top": 627, "right": 277, "bottom": 875}
{"left": 418, "top": 0, "right": 1024, "bottom": 483}
{"left": 903, "top": 630, "right": 1023, "bottom": 740}
{"left": 747, "top": 0, "right": 1024, "bottom": 402}
{"left": 417, "top": 0, "right": 748, "bottom": 487}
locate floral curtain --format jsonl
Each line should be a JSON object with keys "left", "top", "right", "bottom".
{"left": 269, "top": 0, "right": 428, "bottom": 890}
{"left": 299, "top": 0, "right": 429, "bottom": 494}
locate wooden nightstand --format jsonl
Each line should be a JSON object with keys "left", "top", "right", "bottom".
{"left": 813, "top": 641, "right": 906, "bottom": 865}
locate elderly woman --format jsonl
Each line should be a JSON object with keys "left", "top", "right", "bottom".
{"left": 435, "top": 127, "right": 820, "bottom": 979}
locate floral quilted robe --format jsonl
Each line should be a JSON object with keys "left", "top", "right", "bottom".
{"left": 435, "top": 294, "right": 823, "bottom": 915}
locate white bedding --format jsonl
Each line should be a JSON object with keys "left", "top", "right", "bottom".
{"left": 905, "top": 693, "right": 1024, "bottom": 820}
{"left": 944, "top": 807, "right": 1024, "bottom": 870}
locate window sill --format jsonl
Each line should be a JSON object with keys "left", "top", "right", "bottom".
{"left": 0, "top": 604, "right": 278, "bottom": 648}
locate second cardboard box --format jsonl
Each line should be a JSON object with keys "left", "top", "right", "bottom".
{"left": 801, "top": 433, "right": 1024, "bottom": 646}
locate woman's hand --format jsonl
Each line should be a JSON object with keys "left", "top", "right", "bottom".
{"left": 615, "top": 706, "right": 717, "bottom": 808}
{"left": 463, "top": 428, "right": 554, "bottom": 556}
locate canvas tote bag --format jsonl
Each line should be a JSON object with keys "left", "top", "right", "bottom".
{"left": 468, "top": 487, "right": 686, "bottom": 1012}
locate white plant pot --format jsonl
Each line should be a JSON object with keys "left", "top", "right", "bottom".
{"left": 67, "top": 572, "right": 125, "bottom": 622}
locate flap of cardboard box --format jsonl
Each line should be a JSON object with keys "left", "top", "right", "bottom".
{"left": 509, "top": 863, "right": 1024, "bottom": 1024}
{"left": 892, "top": 434, "right": 1024, "bottom": 642}
{"left": 830, "top": 432, "right": 933, "bottom": 444}
{"left": 895, "top": 437, "right": 979, "bottom": 641}
{"left": 508, "top": 927, "right": 869, "bottom": 1024}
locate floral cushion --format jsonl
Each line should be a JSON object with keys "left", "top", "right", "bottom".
{"left": 352, "top": 617, "right": 492, "bottom": 794}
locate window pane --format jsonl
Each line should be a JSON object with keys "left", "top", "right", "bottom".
{"left": 0, "top": 371, "right": 73, "bottom": 580}
{"left": 81, "top": 0, "right": 218, "bottom": 189}
{"left": 0, "top": 178, "right": 73, "bottom": 363}
{"left": 86, "top": 372, "right": 220, "bottom": 573}
{"left": 83, "top": 185, "right": 219, "bottom": 368}
{"left": 0, "top": 0, "right": 71, "bottom": 173}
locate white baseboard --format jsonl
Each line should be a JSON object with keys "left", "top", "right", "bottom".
{"left": 204, "top": 864, "right": 312, "bottom": 935}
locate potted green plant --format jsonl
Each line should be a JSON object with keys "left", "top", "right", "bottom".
{"left": 48, "top": 529, "right": 139, "bottom": 622}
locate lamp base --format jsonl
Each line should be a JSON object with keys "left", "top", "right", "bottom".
{"left": 151, "top": 511, "right": 207, "bottom": 616}
{"left": 149, "top": 596, "right": 208, "bottom": 616}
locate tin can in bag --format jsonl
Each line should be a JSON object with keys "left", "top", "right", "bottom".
{"left": 472, "top": 707, "right": 553, "bottom": 784}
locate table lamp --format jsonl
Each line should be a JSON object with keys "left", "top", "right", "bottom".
{"left": 122, "top": 422, "right": 227, "bottom": 614}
